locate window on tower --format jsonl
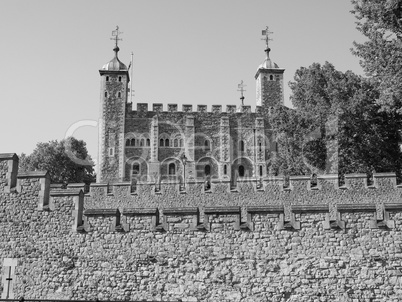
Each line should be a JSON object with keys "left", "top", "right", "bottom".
{"left": 118, "top": 76, "right": 122, "bottom": 82}
{"left": 118, "top": 92, "right": 121, "bottom": 98}
{"left": 240, "top": 140, "right": 245, "bottom": 152}
{"left": 270, "top": 75, "right": 273, "bottom": 81}
{"left": 104, "top": 91, "right": 108, "bottom": 97}
{"left": 106, "top": 76, "right": 109, "bottom": 81}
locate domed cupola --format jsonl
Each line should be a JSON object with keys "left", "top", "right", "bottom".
{"left": 101, "top": 46, "right": 128, "bottom": 71}
{"left": 257, "top": 48, "right": 280, "bottom": 70}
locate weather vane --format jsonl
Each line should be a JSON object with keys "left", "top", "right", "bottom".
{"left": 237, "top": 80, "right": 247, "bottom": 106}
{"left": 111, "top": 26, "right": 123, "bottom": 48}
{"left": 261, "top": 26, "right": 273, "bottom": 49}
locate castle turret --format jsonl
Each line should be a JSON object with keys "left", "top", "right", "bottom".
{"left": 255, "top": 27, "right": 285, "bottom": 108}
{"left": 98, "top": 27, "right": 129, "bottom": 183}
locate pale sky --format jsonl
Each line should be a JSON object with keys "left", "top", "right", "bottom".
{"left": 0, "top": 0, "right": 364, "bottom": 164}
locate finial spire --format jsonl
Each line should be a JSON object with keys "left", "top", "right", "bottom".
{"left": 237, "top": 80, "right": 247, "bottom": 106}
{"left": 110, "top": 26, "right": 123, "bottom": 56}
{"left": 261, "top": 26, "right": 273, "bottom": 57}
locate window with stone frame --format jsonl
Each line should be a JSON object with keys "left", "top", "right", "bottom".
{"left": 240, "top": 140, "right": 245, "bottom": 152}
{"left": 168, "top": 163, "right": 176, "bottom": 175}
{"left": 132, "top": 163, "right": 140, "bottom": 175}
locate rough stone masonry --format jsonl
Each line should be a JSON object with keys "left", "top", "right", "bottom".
{"left": 2, "top": 153, "right": 402, "bottom": 301}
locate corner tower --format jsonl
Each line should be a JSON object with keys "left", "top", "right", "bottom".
{"left": 255, "top": 27, "right": 285, "bottom": 108}
{"left": 98, "top": 27, "right": 129, "bottom": 183}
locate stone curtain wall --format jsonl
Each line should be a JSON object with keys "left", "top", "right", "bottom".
{"left": 2, "top": 155, "right": 402, "bottom": 301}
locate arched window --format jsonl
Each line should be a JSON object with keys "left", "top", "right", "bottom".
{"left": 239, "top": 165, "right": 245, "bottom": 177}
{"left": 131, "top": 138, "right": 135, "bottom": 146}
{"left": 259, "top": 142, "right": 262, "bottom": 152}
{"left": 269, "top": 75, "right": 273, "bottom": 81}
{"left": 240, "top": 140, "right": 245, "bottom": 152}
{"left": 132, "top": 163, "right": 140, "bottom": 175}
{"left": 180, "top": 139, "right": 183, "bottom": 147}
{"left": 140, "top": 139, "right": 144, "bottom": 147}
{"left": 126, "top": 139, "right": 130, "bottom": 146}
{"left": 104, "top": 91, "right": 108, "bottom": 97}
{"left": 204, "top": 140, "right": 210, "bottom": 151}
{"left": 168, "top": 163, "right": 176, "bottom": 175}
{"left": 165, "top": 139, "right": 169, "bottom": 147}
{"left": 106, "top": 76, "right": 109, "bottom": 81}
{"left": 118, "top": 92, "right": 121, "bottom": 98}
{"left": 160, "top": 139, "right": 164, "bottom": 147}
{"left": 146, "top": 139, "right": 150, "bottom": 146}
{"left": 205, "top": 165, "right": 211, "bottom": 176}
{"left": 174, "top": 139, "right": 178, "bottom": 147}
{"left": 259, "top": 165, "right": 263, "bottom": 176}
{"left": 223, "top": 164, "right": 227, "bottom": 175}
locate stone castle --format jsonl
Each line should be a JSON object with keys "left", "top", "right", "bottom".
{"left": 1, "top": 29, "right": 402, "bottom": 302}
{"left": 97, "top": 29, "right": 284, "bottom": 186}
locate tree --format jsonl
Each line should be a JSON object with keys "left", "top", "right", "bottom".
{"left": 19, "top": 137, "right": 95, "bottom": 184}
{"left": 272, "top": 62, "right": 402, "bottom": 177}
{"left": 351, "top": 0, "right": 402, "bottom": 113}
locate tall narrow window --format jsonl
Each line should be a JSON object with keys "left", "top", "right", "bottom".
{"left": 180, "top": 139, "right": 183, "bottom": 147}
{"left": 104, "top": 91, "right": 108, "bottom": 97}
{"left": 223, "top": 164, "right": 227, "bottom": 175}
{"left": 165, "top": 139, "right": 169, "bottom": 147}
{"left": 132, "top": 163, "right": 140, "bottom": 175}
{"left": 259, "top": 142, "right": 262, "bottom": 152}
{"left": 118, "top": 76, "right": 122, "bottom": 82}
{"left": 140, "top": 139, "right": 144, "bottom": 146}
{"left": 269, "top": 75, "right": 273, "bottom": 81}
{"left": 174, "top": 139, "right": 178, "bottom": 147}
{"left": 259, "top": 165, "right": 263, "bottom": 176}
{"left": 146, "top": 139, "right": 150, "bottom": 146}
{"left": 239, "top": 165, "right": 245, "bottom": 177}
{"left": 204, "top": 140, "right": 210, "bottom": 151}
{"left": 168, "top": 163, "right": 176, "bottom": 175}
{"left": 126, "top": 139, "right": 130, "bottom": 146}
{"left": 240, "top": 140, "right": 245, "bottom": 152}
{"left": 205, "top": 165, "right": 211, "bottom": 176}
{"left": 131, "top": 138, "right": 135, "bottom": 146}
{"left": 118, "top": 92, "right": 121, "bottom": 98}
{"left": 106, "top": 76, "right": 109, "bottom": 81}
{"left": 160, "top": 139, "right": 164, "bottom": 147}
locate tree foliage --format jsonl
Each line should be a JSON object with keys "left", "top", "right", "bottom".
{"left": 351, "top": 0, "right": 402, "bottom": 113}
{"left": 271, "top": 62, "right": 402, "bottom": 177}
{"left": 19, "top": 137, "right": 95, "bottom": 184}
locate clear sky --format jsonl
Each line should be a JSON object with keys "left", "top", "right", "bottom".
{"left": 0, "top": 0, "right": 364, "bottom": 165}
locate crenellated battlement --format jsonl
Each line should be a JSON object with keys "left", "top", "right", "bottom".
{"left": 3, "top": 152, "right": 402, "bottom": 300}
{"left": 127, "top": 102, "right": 264, "bottom": 114}
{"left": 2, "top": 153, "right": 402, "bottom": 233}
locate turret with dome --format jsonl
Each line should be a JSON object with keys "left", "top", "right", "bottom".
{"left": 255, "top": 27, "right": 285, "bottom": 107}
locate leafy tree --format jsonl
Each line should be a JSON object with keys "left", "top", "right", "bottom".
{"left": 269, "top": 106, "right": 313, "bottom": 176}
{"left": 351, "top": 0, "right": 402, "bottom": 113}
{"left": 19, "top": 137, "right": 95, "bottom": 184}
{"left": 272, "top": 62, "right": 402, "bottom": 177}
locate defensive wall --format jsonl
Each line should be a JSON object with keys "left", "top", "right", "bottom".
{"left": 2, "top": 153, "right": 402, "bottom": 301}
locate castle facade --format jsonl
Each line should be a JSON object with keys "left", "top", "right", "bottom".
{"left": 97, "top": 39, "right": 285, "bottom": 185}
